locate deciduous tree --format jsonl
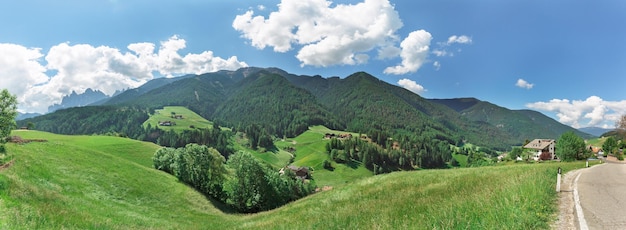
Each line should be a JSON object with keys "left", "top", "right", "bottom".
{"left": 617, "top": 114, "right": 626, "bottom": 130}
{"left": 0, "top": 89, "right": 17, "bottom": 144}
{"left": 602, "top": 137, "right": 618, "bottom": 156}
{"left": 555, "top": 131, "right": 587, "bottom": 161}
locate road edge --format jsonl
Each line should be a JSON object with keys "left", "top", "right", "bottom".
{"left": 551, "top": 168, "right": 584, "bottom": 230}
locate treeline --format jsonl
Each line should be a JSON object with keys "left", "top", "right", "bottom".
{"left": 325, "top": 134, "right": 453, "bottom": 174}
{"left": 17, "top": 106, "right": 149, "bottom": 137}
{"left": 143, "top": 123, "right": 234, "bottom": 158}
{"left": 153, "top": 144, "right": 316, "bottom": 213}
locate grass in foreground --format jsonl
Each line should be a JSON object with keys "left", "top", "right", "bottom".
{"left": 0, "top": 130, "right": 590, "bottom": 229}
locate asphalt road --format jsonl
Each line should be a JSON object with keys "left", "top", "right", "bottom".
{"left": 577, "top": 161, "right": 626, "bottom": 229}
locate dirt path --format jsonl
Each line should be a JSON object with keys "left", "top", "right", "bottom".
{"left": 0, "top": 159, "right": 14, "bottom": 171}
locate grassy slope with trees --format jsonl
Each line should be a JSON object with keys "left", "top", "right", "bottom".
{"left": 1, "top": 130, "right": 592, "bottom": 229}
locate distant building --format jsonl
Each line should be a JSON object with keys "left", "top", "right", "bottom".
{"left": 280, "top": 166, "right": 310, "bottom": 180}
{"left": 524, "top": 139, "right": 556, "bottom": 160}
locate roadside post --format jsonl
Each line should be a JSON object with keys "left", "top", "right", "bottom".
{"left": 556, "top": 167, "right": 561, "bottom": 192}
{"left": 586, "top": 160, "right": 589, "bottom": 168}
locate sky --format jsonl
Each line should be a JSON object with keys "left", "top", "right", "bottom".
{"left": 1, "top": 0, "right": 625, "bottom": 129}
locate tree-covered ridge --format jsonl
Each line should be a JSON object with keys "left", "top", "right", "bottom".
{"left": 213, "top": 71, "right": 343, "bottom": 138}
{"left": 17, "top": 106, "right": 149, "bottom": 137}
{"left": 116, "top": 74, "right": 234, "bottom": 118}
{"left": 313, "top": 72, "right": 448, "bottom": 135}
{"left": 430, "top": 98, "right": 594, "bottom": 142}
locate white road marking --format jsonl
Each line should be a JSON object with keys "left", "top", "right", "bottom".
{"left": 574, "top": 172, "right": 588, "bottom": 230}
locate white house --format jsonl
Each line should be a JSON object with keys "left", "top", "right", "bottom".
{"left": 524, "top": 139, "right": 556, "bottom": 161}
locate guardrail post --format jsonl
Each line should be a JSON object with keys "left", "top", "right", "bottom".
{"left": 556, "top": 167, "right": 561, "bottom": 192}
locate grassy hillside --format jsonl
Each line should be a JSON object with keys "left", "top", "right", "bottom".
{"left": 286, "top": 126, "right": 372, "bottom": 187}
{"left": 0, "top": 131, "right": 236, "bottom": 229}
{"left": 1, "top": 131, "right": 591, "bottom": 229}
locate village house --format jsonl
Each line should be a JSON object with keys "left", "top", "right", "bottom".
{"left": 280, "top": 166, "right": 310, "bottom": 180}
{"left": 524, "top": 139, "right": 556, "bottom": 161}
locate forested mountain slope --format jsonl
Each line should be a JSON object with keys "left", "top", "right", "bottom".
{"left": 429, "top": 98, "right": 594, "bottom": 141}
{"left": 20, "top": 67, "right": 586, "bottom": 151}
{"left": 212, "top": 71, "right": 343, "bottom": 137}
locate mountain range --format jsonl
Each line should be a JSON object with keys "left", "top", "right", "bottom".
{"left": 20, "top": 67, "right": 593, "bottom": 151}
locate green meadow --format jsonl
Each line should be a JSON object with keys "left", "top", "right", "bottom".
{"left": 286, "top": 126, "right": 372, "bottom": 187}
{"left": 0, "top": 130, "right": 590, "bottom": 229}
{"left": 143, "top": 106, "right": 215, "bottom": 132}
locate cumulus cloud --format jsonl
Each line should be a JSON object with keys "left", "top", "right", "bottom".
{"left": 0, "top": 44, "right": 49, "bottom": 101}
{"left": 0, "top": 36, "right": 247, "bottom": 113}
{"left": 526, "top": 96, "right": 626, "bottom": 128}
{"left": 515, "top": 78, "right": 534, "bottom": 89}
{"left": 233, "top": 0, "right": 404, "bottom": 67}
{"left": 397, "top": 78, "right": 427, "bottom": 95}
{"left": 384, "top": 30, "right": 432, "bottom": 75}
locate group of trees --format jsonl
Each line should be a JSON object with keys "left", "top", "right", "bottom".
{"left": 325, "top": 134, "right": 453, "bottom": 174}
{"left": 225, "top": 152, "right": 316, "bottom": 212}
{"left": 153, "top": 145, "right": 316, "bottom": 213}
{"left": 602, "top": 136, "right": 626, "bottom": 160}
{"left": 16, "top": 106, "right": 150, "bottom": 138}
{"left": 145, "top": 124, "right": 234, "bottom": 158}
{"left": 239, "top": 124, "right": 274, "bottom": 150}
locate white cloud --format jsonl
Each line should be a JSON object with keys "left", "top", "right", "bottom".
{"left": 233, "top": 0, "right": 404, "bottom": 67}
{"left": 432, "top": 49, "right": 450, "bottom": 57}
{"left": 384, "top": 30, "right": 432, "bottom": 75}
{"left": 515, "top": 78, "right": 534, "bottom": 89}
{"left": 0, "top": 36, "right": 247, "bottom": 113}
{"left": 433, "top": 61, "right": 441, "bottom": 71}
{"left": 398, "top": 78, "right": 427, "bottom": 95}
{"left": 377, "top": 45, "right": 401, "bottom": 60}
{"left": 446, "top": 35, "right": 472, "bottom": 45}
{"left": 0, "top": 44, "right": 49, "bottom": 102}
{"left": 526, "top": 96, "right": 626, "bottom": 128}
{"left": 427, "top": 34, "right": 472, "bottom": 69}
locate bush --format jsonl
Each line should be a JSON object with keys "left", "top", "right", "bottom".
{"left": 618, "top": 154, "right": 624, "bottom": 161}
{"left": 323, "top": 160, "right": 334, "bottom": 171}
{"left": 0, "top": 144, "right": 5, "bottom": 154}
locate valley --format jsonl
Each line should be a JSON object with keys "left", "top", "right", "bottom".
{"left": 5, "top": 67, "right": 617, "bottom": 228}
{"left": 0, "top": 130, "right": 592, "bottom": 229}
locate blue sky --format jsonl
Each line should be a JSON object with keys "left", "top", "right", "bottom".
{"left": 1, "top": 0, "right": 625, "bottom": 129}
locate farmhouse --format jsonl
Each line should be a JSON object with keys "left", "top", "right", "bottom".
{"left": 524, "top": 139, "right": 556, "bottom": 160}
{"left": 280, "top": 166, "right": 310, "bottom": 180}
